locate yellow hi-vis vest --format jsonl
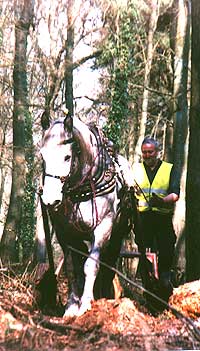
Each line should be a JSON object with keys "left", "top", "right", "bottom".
{"left": 133, "top": 161, "right": 173, "bottom": 214}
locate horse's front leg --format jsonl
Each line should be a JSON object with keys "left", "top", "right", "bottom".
{"left": 78, "top": 216, "right": 113, "bottom": 316}
{"left": 63, "top": 250, "right": 81, "bottom": 318}
{"left": 63, "top": 242, "right": 88, "bottom": 318}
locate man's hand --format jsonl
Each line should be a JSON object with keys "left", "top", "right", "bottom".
{"left": 149, "top": 193, "right": 164, "bottom": 207}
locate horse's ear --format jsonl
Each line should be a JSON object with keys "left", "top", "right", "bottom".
{"left": 41, "top": 111, "right": 50, "bottom": 130}
{"left": 64, "top": 115, "right": 73, "bottom": 132}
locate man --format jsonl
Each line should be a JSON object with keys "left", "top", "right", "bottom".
{"left": 133, "top": 136, "right": 180, "bottom": 301}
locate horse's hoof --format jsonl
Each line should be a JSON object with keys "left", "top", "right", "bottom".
{"left": 77, "top": 301, "right": 92, "bottom": 316}
{"left": 63, "top": 304, "right": 80, "bottom": 318}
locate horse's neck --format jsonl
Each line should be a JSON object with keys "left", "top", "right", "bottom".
{"left": 73, "top": 117, "right": 98, "bottom": 177}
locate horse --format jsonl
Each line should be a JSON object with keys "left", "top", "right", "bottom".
{"left": 39, "top": 112, "right": 138, "bottom": 317}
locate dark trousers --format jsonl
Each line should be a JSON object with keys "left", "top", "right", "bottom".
{"left": 136, "top": 210, "right": 176, "bottom": 276}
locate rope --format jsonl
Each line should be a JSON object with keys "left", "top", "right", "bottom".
{"left": 39, "top": 195, "right": 55, "bottom": 273}
{"left": 66, "top": 244, "right": 200, "bottom": 342}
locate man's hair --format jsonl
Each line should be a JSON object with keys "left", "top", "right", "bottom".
{"left": 141, "top": 136, "right": 160, "bottom": 151}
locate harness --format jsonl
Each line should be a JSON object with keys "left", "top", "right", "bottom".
{"left": 62, "top": 125, "right": 117, "bottom": 202}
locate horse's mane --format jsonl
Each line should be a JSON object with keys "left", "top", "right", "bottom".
{"left": 73, "top": 117, "right": 98, "bottom": 167}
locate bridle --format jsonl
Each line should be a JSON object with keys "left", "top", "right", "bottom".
{"left": 44, "top": 173, "right": 68, "bottom": 183}
{"left": 42, "top": 136, "right": 75, "bottom": 184}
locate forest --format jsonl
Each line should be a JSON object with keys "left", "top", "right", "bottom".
{"left": 1, "top": 0, "right": 200, "bottom": 350}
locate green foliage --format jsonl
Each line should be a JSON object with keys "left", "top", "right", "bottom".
{"left": 95, "top": 1, "right": 174, "bottom": 150}
{"left": 104, "top": 68, "right": 129, "bottom": 146}
{"left": 96, "top": 1, "right": 145, "bottom": 150}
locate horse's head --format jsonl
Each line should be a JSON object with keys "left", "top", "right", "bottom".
{"left": 40, "top": 114, "right": 74, "bottom": 207}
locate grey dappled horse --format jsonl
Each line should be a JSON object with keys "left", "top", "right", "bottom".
{"left": 40, "top": 113, "right": 137, "bottom": 317}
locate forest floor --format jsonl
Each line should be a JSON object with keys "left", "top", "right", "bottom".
{"left": 0, "top": 265, "right": 200, "bottom": 351}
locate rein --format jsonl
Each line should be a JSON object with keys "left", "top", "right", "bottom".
{"left": 39, "top": 194, "right": 55, "bottom": 273}
{"left": 134, "top": 178, "right": 150, "bottom": 205}
{"left": 62, "top": 174, "right": 99, "bottom": 233}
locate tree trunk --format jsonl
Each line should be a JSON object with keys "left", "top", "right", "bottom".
{"left": 172, "top": 0, "right": 190, "bottom": 170}
{"left": 170, "top": 0, "right": 190, "bottom": 282}
{"left": 0, "top": 128, "right": 6, "bottom": 211}
{"left": 134, "top": 0, "right": 160, "bottom": 162}
{"left": 65, "top": 0, "right": 74, "bottom": 116}
{"left": 185, "top": 0, "right": 200, "bottom": 281}
{"left": 0, "top": 0, "right": 34, "bottom": 263}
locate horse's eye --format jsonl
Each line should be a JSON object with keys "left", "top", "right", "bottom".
{"left": 65, "top": 155, "right": 70, "bottom": 161}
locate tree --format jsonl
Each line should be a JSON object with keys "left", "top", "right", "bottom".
{"left": 96, "top": 1, "right": 177, "bottom": 162}
{"left": 0, "top": 2, "right": 14, "bottom": 240}
{"left": 96, "top": 1, "right": 143, "bottom": 156}
{"left": 171, "top": 0, "right": 190, "bottom": 169}
{"left": 134, "top": 0, "right": 161, "bottom": 163}
{"left": 170, "top": 0, "right": 190, "bottom": 281}
{"left": 185, "top": 0, "right": 200, "bottom": 281}
{"left": 64, "top": 0, "right": 74, "bottom": 115}
{"left": 1, "top": 0, "right": 34, "bottom": 262}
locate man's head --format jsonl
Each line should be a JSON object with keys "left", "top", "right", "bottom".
{"left": 141, "top": 137, "right": 160, "bottom": 168}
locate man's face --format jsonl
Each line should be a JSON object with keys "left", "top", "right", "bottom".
{"left": 141, "top": 142, "right": 158, "bottom": 168}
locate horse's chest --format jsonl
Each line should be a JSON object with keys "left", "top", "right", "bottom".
{"left": 63, "top": 195, "right": 116, "bottom": 227}
{"left": 64, "top": 200, "right": 100, "bottom": 226}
